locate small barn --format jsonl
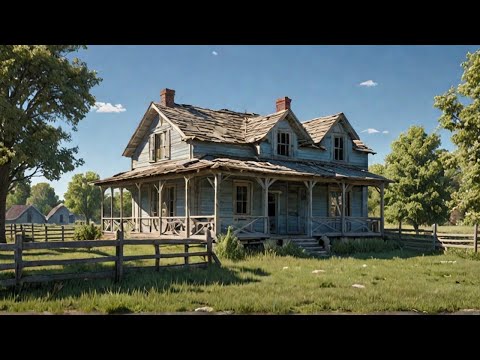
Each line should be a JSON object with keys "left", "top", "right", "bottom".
{"left": 6, "top": 205, "right": 46, "bottom": 224}
{"left": 46, "top": 204, "right": 71, "bottom": 225}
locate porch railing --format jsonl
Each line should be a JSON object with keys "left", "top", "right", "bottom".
{"left": 231, "top": 216, "right": 267, "bottom": 236}
{"left": 102, "top": 217, "right": 135, "bottom": 233}
{"left": 312, "top": 216, "right": 381, "bottom": 235}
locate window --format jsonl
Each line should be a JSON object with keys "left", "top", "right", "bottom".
{"left": 162, "top": 186, "right": 175, "bottom": 217}
{"left": 27, "top": 212, "right": 32, "bottom": 223}
{"left": 234, "top": 182, "right": 251, "bottom": 215}
{"left": 59, "top": 214, "right": 64, "bottom": 223}
{"left": 329, "top": 191, "right": 351, "bottom": 217}
{"left": 333, "top": 136, "right": 345, "bottom": 161}
{"left": 149, "top": 130, "right": 170, "bottom": 162}
{"left": 277, "top": 131, "right": 291, "bottom": 156}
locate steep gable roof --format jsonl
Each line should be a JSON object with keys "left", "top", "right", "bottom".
{"left": 46, "top": 203, "right": 68, "bottom": 220}
{"left": 6, "top": 205, "right": 45, "bottom": 221}
{"left": 302, "top": 112, "right": 375, "bottom": 154}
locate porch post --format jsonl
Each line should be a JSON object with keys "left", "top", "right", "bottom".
{"left": 110, "top": 187, "right": 114, "bottom": 229}
{"left": 100, "top": 186, "right": 104, "bottom": 230}
{"left": 380, "top": 182, "right": 385, "bottom": 237}
{"left": 158, "top": 180, "right": 163, "bottom": 236}
{"left": 341, "top": 182, "right": 346, "bottom": 235}
{"left": 304, "top": 180, "right": 317, "bottom": 237}
{"left": 137, "top": 183, "right": 142, "bottom": 233}
{"left": 214, "top": 173, "right": 222, "bottom": 236}
{"left": 119, "top": 187, "right": 124, "bottom": 232}
{"left": 257, "top": 178, "right": 276, "bottom": 235}
{"left": 185, "top": 176, "right": 191, "bottom": 238}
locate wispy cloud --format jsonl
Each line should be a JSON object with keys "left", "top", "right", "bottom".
{"left": 359, "top": 80, "right": 378, "bottom": 87}
{"left": 382, "top": 130, "right": 389, "bottom": 134}
{"left": 212, "top": 51, "right": 218, "bottom": 56}
{"left": 92, "top": 102, "right": 126, "bottom": 113}
{"left": 361, "top": 128, "right": 380, "bottom": 134}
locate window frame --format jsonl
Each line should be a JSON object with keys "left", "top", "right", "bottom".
{"left": 276, "top": 130, "right": 292, "bottom": 157}
{"left": 233, "top": 181, "right": 252, "bottom": 216}
{"left": 149, "top": 130, "right": 171, "bottom": 162}
{"left": 59, "top": 214, "right": 64, "bottom": 223}
{"left": 333, "top": 135, "right": 346, "bottom": 161}
{"left": 162, "top": 185, "right": 176, "bottom": 217}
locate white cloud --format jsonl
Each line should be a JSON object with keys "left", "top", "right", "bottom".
{"left": 359, "top": 80, "right": 378, "bottom": 87}
{"left": 361, "top": 128, "right": 380, "bottom": 134}
{"left": 382, "top": 130, "right": 389, "bottom": 134}
{"left": 212, "top": 51, "right": 218, "bottom": 56}
{"left": 92, "top": 102, "right": 126, "bottom": 113}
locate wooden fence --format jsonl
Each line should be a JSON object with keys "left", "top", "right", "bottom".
{"left": 5, "top": 224, "right": 76, "bottom": 242}
{"left": 0, "top": 230, "right": 220, "bottom": 288}
{"left": 384, "top": 224, "right": 479, "bottom": 252}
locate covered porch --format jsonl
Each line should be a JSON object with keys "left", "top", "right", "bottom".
{"left": 95, "top": 157, "right": 388, "bottom": 240}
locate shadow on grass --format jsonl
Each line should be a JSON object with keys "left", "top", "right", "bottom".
{"left": 236, "top": 267, "right": 270, "bottom": 276}
{"left": 334, "top": 249, "right": 442, "bottom": 260}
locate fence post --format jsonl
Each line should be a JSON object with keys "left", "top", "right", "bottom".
{"left": 44, "top": 224, "right": 48, "bottom": 242}
{"left": 432, "top": 223, "right": 437, "bottom": 251}
{"left": 474, "top": 224, "right": 478, "bottom": 253}
{"left": 31, "top": 223, "right": 34, "bottom": 242}
{"left": 154, "top": 241, "right": 160, "bottom": 271}
{"left": 61, "top": 225, "right": 65, "bottom": 242}
{"left": 14, "top": 224, "right": 17, "bottom": 239}
{"left": 10, "top": 224, "right": 13, "bottom": 241}
{"left": 14, "top": 234, "right": 23, "bottom": 287}
{"left": 184, "top": 243, "right": 189, "bottom": 265}
{"left": 206, "top": 227, "right": 213, "bottom": 265}
{"left": 115, "top": 230, "right": 124, "bottom": 282}
{"left": 398, "top": 220, "right": 402, "bottom": 242}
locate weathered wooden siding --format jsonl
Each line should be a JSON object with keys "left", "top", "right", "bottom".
{"left": 192, "top": 141, "right": 255, "bottom": 158}
{"left": 47, "top": 207, "right": 70, "bottom": 225}
{"left": 132, "top": 115, "right": 189, "bottom": 169}
{"left": 6, "top": 209, "right": 45, "bottom": 224}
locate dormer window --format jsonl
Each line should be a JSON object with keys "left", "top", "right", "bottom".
{"left": 277, "top": 131, "right": 291, "bottom": 156}
{"left": 149, "top": 130, "right": 171, "bottom": 162}
{"left": 333, "top": 136, "right": 345, "bottom": 161}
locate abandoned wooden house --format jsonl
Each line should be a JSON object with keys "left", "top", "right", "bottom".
{"left": 95, "top": 89, "right": 390, "bottom": 243}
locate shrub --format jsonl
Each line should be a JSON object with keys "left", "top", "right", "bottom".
{"left": 262, "top": 239, "right": 307, "bottom": 257}
{"left": 332, "top": 238, "right": 400, "bottom": 255}
{"left": 215, "top": 226, "right": 246, "bottom": 261}
{"left": 74, "top": 224, "right": 102, "bottom": 240}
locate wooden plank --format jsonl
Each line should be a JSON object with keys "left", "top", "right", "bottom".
{"left": 184, "top": 244, "right": 189, "bottom": 265}
{"left": 441, "top": 244, "right": 474, "bottom": 249}
{"left": 124, "top": 262, "right": 208, "bottom": 272}
{"left": 21, "top": 270, "right": 115, "bottom": 284}
{"left": 474, "top": 224, "right": 478, "bottom": 253}
{"left": 14, "top": 234, "right": 23, "bottom": 286}
{"left": 212, "top": 252, "right": 221, "bottom": 266}
{"left": 437, "top": 233, "right": 474, "bottom": 238}
{"left": 154, "top": 244, "right": 160, "bottom": 271}
{"left": 0, "top": 243, "right": 17, "bottom": 251}
{"left": 0, "top": 263, "right": 15, "bottom": 271}
{"left": 23, "top": 240, "right": 117, "bottom": 250}
{"left": 123, "top": 254, "right": 161, "bottom": 262}
{"left": 22, "top": 256, "right": 117, "bottom": 268}
{"left": 159, "top": 252, "right": 209, "bottom": 259}
{"left": 123, "top": 239, "right": 205, "bottom": 245}
{"left": 115, "top": 230, "right": 124, "bottom": 282}
{"left": 0, "top": 279, "right": 16, "bottom": 287}
{"left": 437, "top": 238, "right": 474, "bottom": 243}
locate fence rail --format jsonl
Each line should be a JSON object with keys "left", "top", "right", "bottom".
{"left": 384, "top": 224, "right": 478, "bottom": 252}
{"left": 0, "top": 230, "right": 220, "bottom": 288}
{"left": 5, "top": 223, "right": 76, "bottom": 242}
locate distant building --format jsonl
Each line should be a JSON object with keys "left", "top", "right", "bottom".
{"left": 5, "top": 205, "right": 46, "bottom": 224}
{"left": 46, "top": 204, "right": 72, "bottom": 225}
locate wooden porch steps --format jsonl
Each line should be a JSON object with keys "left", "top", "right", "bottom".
{"left": 287, "top": 237, "right": 328, "bottom": 257}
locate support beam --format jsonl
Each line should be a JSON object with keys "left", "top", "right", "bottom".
{"left": 136, "top": 183, "right": 142, "bottom": 233}
{"left": 100, "top": 187, "right": 104, "bottom": 230}
{"left": 185, "top": 176, "right": 191, "bottom": 238}
{"left": 380, "top": 183, "right": 385, "bottom": 237}
{"left": 341, "top": 182, "right": 346, "bottom": 235}
{"left": 256, "top": 178, "right": 276, "bottom": 234}
{"left": 214, "top": 173, "right": 222, "bottom": 236}
{"left": 304, "top": 180, "right": 317, "bottom": 237}
{"left": 120, "top": 187, "right": 124, "bottom": 232}
{"left": 158, "top": 180, "right": 164, "bottom": 236}
{"left": 110, "top": 187, "right": 114, "bottom": 222}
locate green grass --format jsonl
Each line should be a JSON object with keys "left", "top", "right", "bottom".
{"left": 2, "top": 245, "right": 480, "bottom": 314}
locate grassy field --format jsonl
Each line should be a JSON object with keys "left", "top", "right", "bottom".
{"left": 1, "top": 245, "right": 480, "bottom": 314}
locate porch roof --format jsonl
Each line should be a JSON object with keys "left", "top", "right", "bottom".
{"left": 94, "top": 156, "right": 390, "bottom": 186}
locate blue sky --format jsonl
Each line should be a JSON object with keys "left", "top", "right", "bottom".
{"left": 31, "top": 45, "right": 479, "bottom": 198}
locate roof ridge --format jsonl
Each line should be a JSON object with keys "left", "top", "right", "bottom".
{"left": 302, "top": 112, "right": 343, "bottom": 124}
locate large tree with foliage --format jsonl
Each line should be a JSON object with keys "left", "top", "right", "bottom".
{"left": 64, "top": 172, "right": 101, "bottom": 224}
{"left": 434, "top": 50, "right": 480, "bottom": 224}
{"left": 27, "top": 182, "right": 59, "bottom": 215}
{"left": 384, "top": 126, "right": 450, "bottom": 232}
{"left": 6, "top": 179, "right": 31, "bottom": 209}
{"left": 367, "top": 164, "right": 385, "bottom": 217}
{"left": 0, "top": 45, "right": 100, "bottom": 242}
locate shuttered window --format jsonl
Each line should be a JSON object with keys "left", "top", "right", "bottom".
{"left": 149, "top": 130, "right": 171, "bottom": 162}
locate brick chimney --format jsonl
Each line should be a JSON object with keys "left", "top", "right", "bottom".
{"left": 160, "top": 88, "right": 175, "bottom": 107}
{"left": 276, "top": 96, "right": 291, "bottom": 112}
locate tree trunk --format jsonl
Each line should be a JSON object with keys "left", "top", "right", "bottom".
{"left": 413, "top": 223, "right": 419, "bottom": 235}
{"left": 0, "top": 163, "right": 11, "bottom": 243}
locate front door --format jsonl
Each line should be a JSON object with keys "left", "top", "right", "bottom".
{"left": 268, "top": 192, "right": 279, "bottom": 234}
{"left": 287, "top": 185, "right": 306, "bottom": 235}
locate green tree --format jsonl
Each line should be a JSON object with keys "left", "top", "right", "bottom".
{"left": 114, "top": 190, "right": 132, "bottom": 217}
{"left": 434, "top": 50, "right": 480, "bottom": 224}
{"left": 27, "top": 182, "right": 59, "bottom": 215}
{"left": 0, "top": 46, "right": 100, "bottom": 242}
{"left": 6, "top": 179, "right": 31, "bottom": 209}
{"left": 384, "top": 126, "right": 450, "bottom": 233}
{"left": 367, "top": 164, "right": 385, "bottom": 217}
{"left": 64, "top": 172, "right": 101, "bottom": 224}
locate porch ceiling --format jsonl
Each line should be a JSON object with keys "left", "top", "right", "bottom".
{"left": 94, "top": 156, "right": 391, "bottom": 186}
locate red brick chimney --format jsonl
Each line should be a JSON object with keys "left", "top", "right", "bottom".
{"left": 276, "top": 96, "right": 291, "bottom": 112}
{"left": 160, "top": 88, "right": 175, "bottom": 107}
